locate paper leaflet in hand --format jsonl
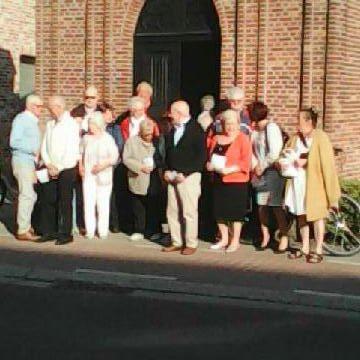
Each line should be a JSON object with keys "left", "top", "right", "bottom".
{"left": 210, "top": 153, "right": 226, "bottom": 171}
{"left": 36, "top": 168, "right": 50, "bottom": 183}
{"left": 278, "top": 148, "right": 299, "bottom": 178}
{"left": 143, "top": 156, "right": 154, "bottom": 168}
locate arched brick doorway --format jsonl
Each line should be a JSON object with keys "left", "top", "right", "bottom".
{"left": 133, "top": 0, "right": 221, "bottom": 119}
{"left": 111, "top": 0, "right": 233, "bottom": 115}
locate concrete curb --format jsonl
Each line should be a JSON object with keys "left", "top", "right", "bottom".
{"left": 1, "top": 264, "right": 359, "bottom": 313}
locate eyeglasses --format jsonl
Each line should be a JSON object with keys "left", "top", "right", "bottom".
{"left": 85, "top": 96, "right": 96, "bottom": 100}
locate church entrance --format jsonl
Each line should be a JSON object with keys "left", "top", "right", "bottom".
{"left": 134, "top": 0, "right": 221, "bottom": 120}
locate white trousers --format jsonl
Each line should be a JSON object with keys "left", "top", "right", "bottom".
{"left": 83, "top": 174, "right": 112, "bottom": 238}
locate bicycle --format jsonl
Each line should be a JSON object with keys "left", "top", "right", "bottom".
{"left": 323, "top": 193, "right": 360, "bottom": 256}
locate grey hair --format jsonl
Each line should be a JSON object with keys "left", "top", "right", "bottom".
{"left": 88, "top": 111, "right": 106, "bottom": 130}
{"left": 26, "top": 94, "right": 42, "bottom": 108}
{"left": 136, "top": 81, "right": 153, "bottom": 97}
{"left": 128, "top": 96, "right": 146, "bottom": 110}
{"left": 139, "top": 119, "right": 154, "bottom": 134}
{"left": 85, "top": 85, "right": 98, "bottom": 97}
{"left": 226, "top": 86, "right": 245, "bottom": 101}
{"left": 48, "top": 95, "right": 67, "bottom": 110}
{"left": 221, "top": 109, "right": 239, "bottom": 124}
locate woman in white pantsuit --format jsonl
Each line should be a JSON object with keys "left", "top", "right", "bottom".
{"left": 79, "top": 112, "right": 119, "bottom": 239}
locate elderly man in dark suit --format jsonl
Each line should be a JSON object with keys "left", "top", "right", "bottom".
{"left": 162, "top": 100, "right": 207, "bottom": 256}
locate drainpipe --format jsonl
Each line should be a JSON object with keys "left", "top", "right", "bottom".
{"left": 322, "top": 0, "right": 330, "bottom": 129}
{"left": 84, "top": 0, "right": 89, "bottom": 89}
{"left": 102, "top": 0, "right": 106, "bottom": 99}
{"left": 299, "top": 0, "right": 306, "bottom": 109}
{"left": 234, "top": 0, "right": 239, "bottom": 85}
{"left": 255, "top": 0, "right": 260, "bottom": 100}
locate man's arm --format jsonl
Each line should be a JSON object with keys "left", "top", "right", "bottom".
{"left": 10, "top": 115, "right": 36, "bottom": 155}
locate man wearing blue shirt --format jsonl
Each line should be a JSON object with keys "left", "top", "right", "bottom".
{"left": 10, "top": 95, "right": 43, "bottom": 241}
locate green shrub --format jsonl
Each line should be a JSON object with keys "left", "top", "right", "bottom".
{"left": 340, "top": 179, "right": 360, "bottom": 202}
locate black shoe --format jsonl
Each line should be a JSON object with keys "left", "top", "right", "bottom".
{"left": 78, "top": 228, "right": 86, "bottom": 236}
{"left": 55, "top": 237, "right": 74, "bottom": 245}
{"left": 255, "top": 245, "right": 268, "bottom": 251}
{"left": 273, "top": 247, "right": 289, "bottom": 254}
{"left": 149, "top": 233, "right": 162, "bottom": 241}
{"left": 110, "top": 226, "right": 121, "bottom": 234}
{"left": 36, "top": 234, "right": 57, "bottom": 243}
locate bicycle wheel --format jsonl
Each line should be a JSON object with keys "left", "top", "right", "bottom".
{"left": 323, "top": 194, "right": 360, "bottom": 256}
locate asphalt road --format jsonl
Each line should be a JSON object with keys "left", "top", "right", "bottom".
{"left": 0, "top": 282, "right": 358, "bottom": 360}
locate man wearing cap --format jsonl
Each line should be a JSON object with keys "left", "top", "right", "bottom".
{"left": 226, "top": 86, "right": 251, "bottom": 136}
{"left": 70, "top": 85, "right": 102, "bottom": 135}
{"left": 10, "top": 94, "right": 43, "bottom": 241}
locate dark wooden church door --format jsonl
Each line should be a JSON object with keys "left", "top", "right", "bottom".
{"left": 134, "top": 40, "right": 181, "bottom": 119}
{"left": 134, "top": 0, "right": 220, "bottom": 120}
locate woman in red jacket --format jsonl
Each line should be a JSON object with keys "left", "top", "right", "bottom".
{"left": 207, "top": 109, "right": 252, "bottom": 252}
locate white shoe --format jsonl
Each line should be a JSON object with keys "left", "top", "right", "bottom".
{"left": 130, "top": 233, "right": 144, "bottom": 241}
{"left": 210, "top": 242, "right": 227, "bottom": 250}
{"left": 86, "top": 234, "right": 94, "bottom": 240}
{"left": 225, "top": 245, "right": 239, "bottom": 253}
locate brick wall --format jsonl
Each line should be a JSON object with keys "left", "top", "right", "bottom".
{"left": 0, "top": 0, "right": 35, "bottom": 122}
{"left": 35, "top": 0, "right": 360, "bottom": 178}
{"left": 325, "top": 0, "right": 360, "bottom": 178}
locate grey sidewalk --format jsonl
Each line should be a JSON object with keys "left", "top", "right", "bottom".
{"left": 0, "top": 219, "right": 359, "bottom": 313}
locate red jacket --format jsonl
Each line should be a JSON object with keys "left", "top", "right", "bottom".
{"left": 120, "top": 117, "right": 160, "bottom": 141}
{"left": 208, "top": 133, "right": 252, "bottom": 183}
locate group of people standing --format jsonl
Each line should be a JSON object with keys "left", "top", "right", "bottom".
{"left": 9, "top": 81, "right": 340, "bottom": 263}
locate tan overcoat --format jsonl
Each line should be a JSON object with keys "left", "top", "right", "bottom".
{"left": 122, "top": 135, "right": 155, "bottom": 196}
{"left": 285, "top": 129, "right": 341, "bottom": 222}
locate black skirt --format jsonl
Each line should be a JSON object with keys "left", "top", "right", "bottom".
{"left": 213, "top": 180, "right": 249, "bottom": 222}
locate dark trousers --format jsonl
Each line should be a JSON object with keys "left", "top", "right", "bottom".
{"left": 258, "top": 205, "right": 289, "bottom": 237}
{"left": 131, "top": 193, "right": 160, "bottom": 236}
{"left": 33, "top": 180, "right": 58, "bottom": 236}
{"left": 35, "top": 167, "right": 76, "bottom": 239}
{"left": 117, "top": 164, "right": 133, "bottom": 233}
{"left": 109, "top": 165, "right": 120, "bottom": 229}
{"left": 58, "top": 168, "right": 77, "bottom": 240}
{"left": 75, "top": 173, "right": 85, "bottom": 230}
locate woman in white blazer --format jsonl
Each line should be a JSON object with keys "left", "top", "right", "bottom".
{"left": 79, "top": 112, "right": 119, "bottom": 239}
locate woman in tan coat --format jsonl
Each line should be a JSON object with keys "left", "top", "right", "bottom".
{"left": 283, "top": 108, "right": 341, "bottom": 263}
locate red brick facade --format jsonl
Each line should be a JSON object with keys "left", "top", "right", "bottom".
{"left": 35, "top": 0, "right": 360, "bottom": 179}
{"left": 0, "top": 0, "right": 35, "bottom": 120}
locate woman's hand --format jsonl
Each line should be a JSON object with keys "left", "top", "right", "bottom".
{"left": 47, "top": 164, "right": 59, "bottom": 178}
{"left": 91, "top": 164, "right": 103, "bottom": 174}
{"left": 255, "top": 165, "right": 263, "bottom": 177}
{"left": 164, "top": 171, "right": 172, "bottom": 183}
{"left": 206, "top": 162, "right": 215, "bottom": 172}
{"left": 175, "top": 173, "right": 185, "bottom": 183}
{"left": 221, "top": 166, "right": 239, "bottom": 176}
{"left": 79, "top": 164, "right": 85, "bottom": 178}
{"left": 141, "top": 166, "right": 152, "bottom": 174}
{"left": 295, "top": 158, "right": 307, "bottom": 168}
